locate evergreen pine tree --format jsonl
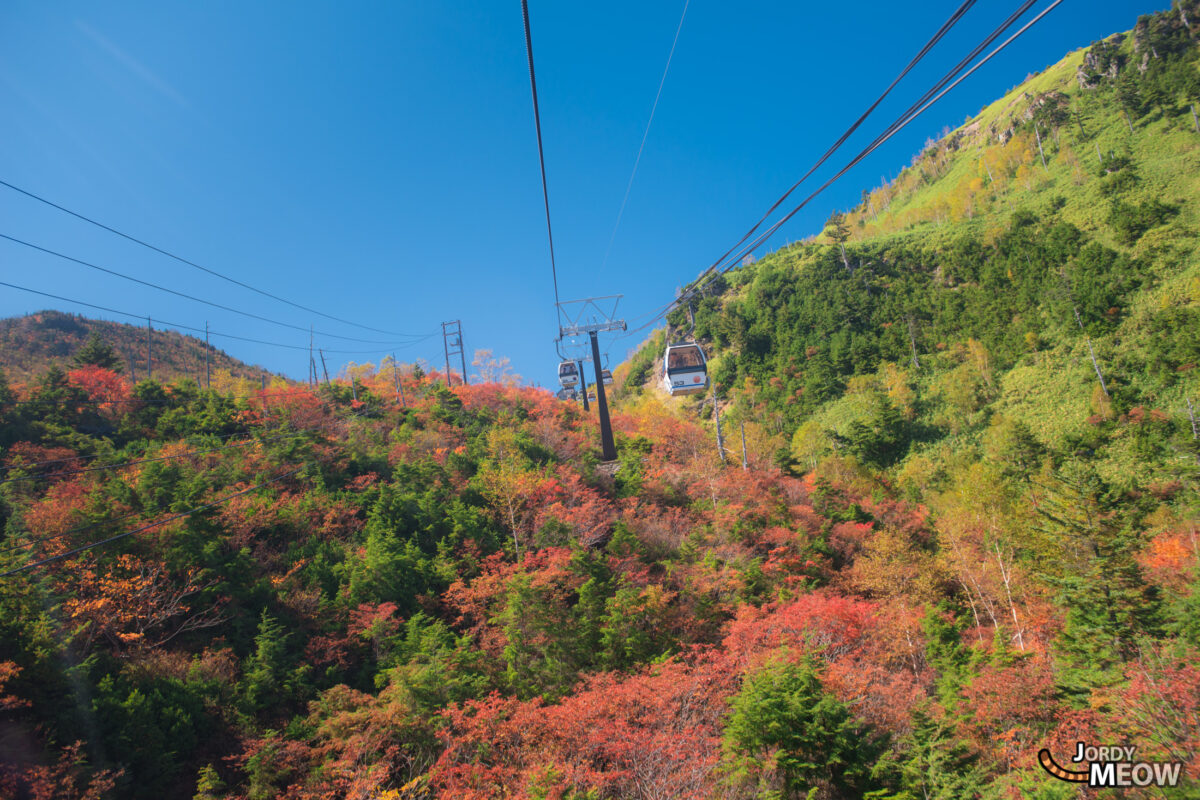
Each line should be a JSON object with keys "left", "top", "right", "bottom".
{"left": 194, "top": 764, "right": 227, "bottom": 800}
{"left": 723, "top": 653, "right": 885, "bottom": 798}
{"left": 73, "top": 331, "right": 123, "bottom": 371}
{"left": 241, "top": 610, "right": 292, "bottom": 713}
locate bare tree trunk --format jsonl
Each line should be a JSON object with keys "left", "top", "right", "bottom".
{"left": 994, "top": 541, "right": 1026, "bottom": 651}
{"left": 1072, "top": 306, "right": 1110, "bottom": 398}
{"left": 740, "top": 422, "right": 748, "bottom": 471}
{"left": 1035, "top": 124, "right": 1048, "bottom": 170}
{"left": 959, "top": 580, "right": 985, "bottom": 645}
{"left": 903, "top": 626, "right": 921, "bottom": 675}
{"left": 713, "top": 386, "right": 726, "bottom": 464}
{"left": 508, "top": 506, "right": 522, "bottom": 563}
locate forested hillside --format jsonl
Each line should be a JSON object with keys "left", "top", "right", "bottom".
{"left": 3, "top": 3, "right": 1200, "bottom": 800}
{"left": 0, "top": 311, "right": 277, "bottom": 386}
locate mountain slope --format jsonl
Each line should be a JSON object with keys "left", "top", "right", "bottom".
{"left": 0, "top": 310, "right": 277, "bottom": 386}
{"left": 650, "top": 1, "right": 1200, "bottom": 494}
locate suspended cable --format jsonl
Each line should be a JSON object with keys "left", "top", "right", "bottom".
{"left": 54, "top": 387, "right": 323, "bottom": 411}
{"left": 0, "top": 178, "right": 410, "bottom": 338}
{"left": 697, "top": 0, "right": 979, "bottom": 284}
{"left": 1, "top": 503, "right": 150, "bottom": 556}
{"left": 1, "top": 430, "right": 296, "bottom": 486}
{"left": 0, "top": 425, "right": 278, "bottom": 476}
{"left": 600, "top": 0, "right": 690, "bottom": 271}
{"left": 521, "top": 0, "right": 563, "bottom": 324}
{"left": 0, "top": 234, "right": 423, "bottom": 345}
{"left": 0, "top": 402, "right": 377, "bottom": 486}
{"left": 703, "top": 0, "right": 1058, "bottom": 282}
{"left": 619, "top": 0, "right": 1059, "bottom": 338}
{"left": 1, "top": 406, "right": 378, "bottom": 552}
{"left": 0, "top": 467, "right": 302, "bottom": 577}
{"left": 0, "top": 280, "right": 437, "bottom": 354}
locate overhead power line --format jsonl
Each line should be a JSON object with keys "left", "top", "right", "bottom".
{"left": 700, "top": 0, "right": 979, "bottom": 280}
{"left": 0, "top": 502, "right": 151, "bottom": 557}
{"left": 0, "top": 178, "right": 409, "bottom": 338}
{"left": 0, "top": 424, "right": 281, "bottom": 476}
{"left": 1, "top": 405, "right": 377, "bottom": 554}
{"left": 521, "top": 0, "right": 563, "bottom": 322}
{"left": 600, "top": 0, "right": 691, "bottom": 271}
{"left": 0, "top": 467, "right": 302, "bottom": 577}
{"left": 1, "top": 429, "right": 300, "bottom": 486}
{"left": 703, "top": 0, "right": 1059, "bottom": 281}
{"left": 0, "top": 233, "right": 422, "bottom": 345}
{"left": 0, "top": 279, "right": 437, "bottom": 354}
{"left": 0, "top": 401, "right": 381, "bottom": 486}
{"left": 621, "top": 0, "right": 1062, "bottom": 338}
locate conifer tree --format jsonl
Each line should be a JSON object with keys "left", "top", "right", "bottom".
{"left": 73, "top": 331, "right": 123, "bottom": 371}
{"left": 722, "top": 653, "right": 884, "bottom": 798}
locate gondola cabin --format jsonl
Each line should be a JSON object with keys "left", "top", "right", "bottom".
{"left": 601, "top": 369, "right": 614, "bottom": 387}
{"left": 557, "top": 361, "right": 580, "bottom": 389}
{"left": 662, "top": 343, "right": 708, "bottom": 396}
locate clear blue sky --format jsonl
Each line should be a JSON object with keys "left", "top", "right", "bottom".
{"left": 0, "top": 0, "right": 1164, "bottom": 387}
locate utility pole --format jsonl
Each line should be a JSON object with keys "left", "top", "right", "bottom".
{"left": 589, "top": 330, "right": 616, "bottom": 461}
{"left": 318, "top": 349, "right": 330, "bottom": 385}
{"left": 441, "top": 320, "right": 468, "bottom": 387}
{"left": 204, "top": 321, "right": 210, "bottom": 389}
{"left": 309, "top": 326, "right": 315, "bottom": 386}
{"left": 146, "top": 316, "right": 153, "bottom": 380}
{"left": 392, "top": 354, "right": 406, "bottom": 408}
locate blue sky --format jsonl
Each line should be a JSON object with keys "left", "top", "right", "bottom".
{"left": 0, "top": 0, "right": 1164, "bottom": 387}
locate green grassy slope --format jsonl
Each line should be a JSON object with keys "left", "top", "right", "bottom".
{"left": 638, "top": 2, "right": 1200, "bottom": 496}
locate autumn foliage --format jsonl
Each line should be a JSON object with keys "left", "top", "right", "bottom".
{"left": 0, "top": 339, "right": 1195, "bottom": 800}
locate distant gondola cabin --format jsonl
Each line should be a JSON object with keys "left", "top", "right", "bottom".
{"left": 661, "top": 343, "right": 707, "bottom": 396}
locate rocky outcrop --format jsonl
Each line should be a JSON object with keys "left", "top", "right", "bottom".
{"left": 1078, "top": 34, "right": 1124, "bottom": 89}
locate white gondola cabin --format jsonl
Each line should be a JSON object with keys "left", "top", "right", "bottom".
{"left": 661, "top": 343, "right": 708, "bottom": 396}
{"left": 557, "top": 361, "right": 580, "bottom": 390}
{"left": 601, "top": 368, "right": 614, "bottom": 387}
